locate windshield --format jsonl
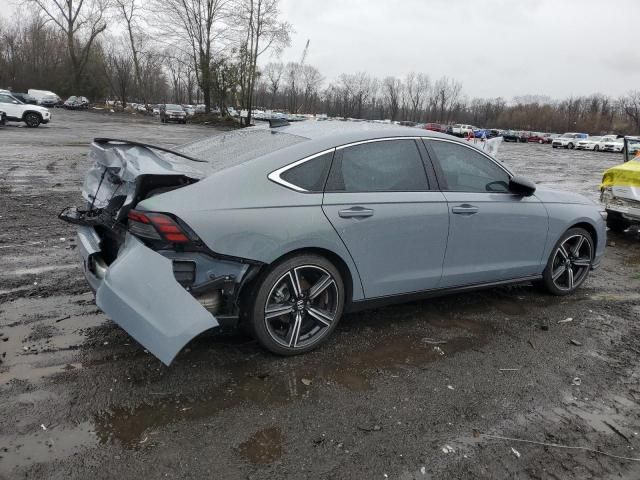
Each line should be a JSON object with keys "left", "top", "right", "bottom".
{"left": 165, "top": 104, "right": 183, "bottom": 110}
{"left": 67, "top": 96, "right": 77, "bottom": 101}
{"left": 589, "top": 136, "right": 601, "bottom": 141}
{"left": 561, "top": 133, "right": 573, "bottom": 138}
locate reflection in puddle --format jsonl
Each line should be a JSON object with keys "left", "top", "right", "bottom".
{"left": 238, "top": 427, "right": 284, "bottom": 464}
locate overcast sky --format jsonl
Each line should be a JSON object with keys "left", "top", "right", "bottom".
{"left": 2, "top": 0, "right": 639, "bottom": 100}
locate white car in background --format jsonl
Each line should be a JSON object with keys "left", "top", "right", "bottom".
{"left": 450, "top": 124, "right": 476, "bottom": 137}
{"left": 0, "top": 91, "right": 51, "bottom": 127}
{"left": 602, "top": 138, "right": 624, "bottom": 153}
{"left": 575, "top": 136, "right": 602, "bottom": 150}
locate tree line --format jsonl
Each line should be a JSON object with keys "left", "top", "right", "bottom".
{"left": 1, "top": 1, "right": 639, "bottom": 134}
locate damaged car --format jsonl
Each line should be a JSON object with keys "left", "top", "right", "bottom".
{"left": 60, "top": 122, "right": 607, "bottom": 365}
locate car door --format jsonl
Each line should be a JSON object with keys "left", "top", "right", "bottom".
{"left": 322, "top": 138, "right": 449, "bottom": 298}
{"left": 0, "top": 93, "right": 21, "bottom": 119}
{"left": 425, "top": 138, "right": 548, "bottom": 288}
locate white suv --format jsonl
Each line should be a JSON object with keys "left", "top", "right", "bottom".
{"left": 552, "top": 132, "right": 588, "bottom": 149}
{"left": 0, "top": 92, "right": 51, "bottom": 127}
{"left": 450, "top": 124, "right": 476, "bottom": 137}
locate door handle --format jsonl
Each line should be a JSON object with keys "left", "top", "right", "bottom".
{"left": 451, "top": 204, "right": 479, "bottom": 215}
{"left": 338, "top": 207, "right": 375, "bottom": 218}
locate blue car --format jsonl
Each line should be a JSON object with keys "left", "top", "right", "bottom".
{"left": 61, "top": 122, "right": 606, "bottom": 364}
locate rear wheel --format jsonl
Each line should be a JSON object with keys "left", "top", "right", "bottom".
{"left": 568, "top": 143, "right": 574, "bottom": 149}
{"left": 248, "top": 254, "right": 344, "bottom": 355}
{"left": 539, "top": 228, "right": 593, "bottom": 296}
{"left": 24, "top": 112, "right": 41, "bottom": 128}
{"left": 606, "top": 211, "right": 630, "bottom": 233}
{"left": 594, "top": 145, "right": 599, "bottom": 152}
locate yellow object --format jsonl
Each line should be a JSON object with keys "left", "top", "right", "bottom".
{"left": 601, "top": 159, "right": 640, "bottom": 188}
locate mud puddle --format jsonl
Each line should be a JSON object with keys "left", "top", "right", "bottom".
{"left": 237, "top": 426, "right": 284, "bottom": 464}
{"left": 93, "top": 313, "right": 487, "bottom": 448}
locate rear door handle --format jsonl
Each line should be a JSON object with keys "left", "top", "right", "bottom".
{"left": 451, "top": 204, "right": 479, "bottom": 215}
{"left": 338, "top": 207, "right": 375, "bottom": 218}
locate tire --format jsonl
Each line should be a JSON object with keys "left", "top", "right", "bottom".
{"left": 552, "top": 145, "right": 557, "bottom": 148}
{"left": 539, "top": 227, "right": 593, "bottom": 296}
{"left": 606, "top": 211, "right": 630, "bottom": 233}
{"left": 594, "top": 145, "right": 599, "bottom": 152}
{"left": 248, "top": 254, "right": 345, "bottom": 356}
{"left": 24, "top": 112, "right": 41, "bottom": 128}
{"left": 539, "top": 139, "right": 544, "bottom": 144}
{"left": 568, "top": 143, "right": 574, "bottom": 149}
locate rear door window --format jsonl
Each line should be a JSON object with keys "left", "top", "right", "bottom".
{"left": 325, "top": 139, "right": 428, "bottom": 192}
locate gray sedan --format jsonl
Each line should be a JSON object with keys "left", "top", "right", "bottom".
{"left": 61, "top": 122, "right": 606, "bottom": 364}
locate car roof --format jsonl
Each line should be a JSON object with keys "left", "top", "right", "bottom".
{"left": 274, "top": 120, "right": 452, "bottom": 147}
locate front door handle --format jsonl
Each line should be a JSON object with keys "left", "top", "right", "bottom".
{"left": 451, "top": 204, "right": 479, "bottom": 215}
{"left": 338, "top": 206, "right": 375, "bottom": 218}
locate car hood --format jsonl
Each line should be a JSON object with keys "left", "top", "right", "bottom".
{"left": 33, "top": 105, "right": 50, "bottom": 113}
{"left": 534, "top": 187, "right": 595, "bottom": 206}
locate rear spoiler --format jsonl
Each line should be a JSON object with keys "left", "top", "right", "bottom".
{"left": 93, "top": 138, "right": 207, "bottom": 163}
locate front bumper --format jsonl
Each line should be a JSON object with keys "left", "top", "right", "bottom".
{"left": 77, "top": 226, "right": 220, "bottom": 365}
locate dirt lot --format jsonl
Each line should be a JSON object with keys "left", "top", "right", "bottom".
{"left": 1, "top": 110, "right": 640, "bottom": 479}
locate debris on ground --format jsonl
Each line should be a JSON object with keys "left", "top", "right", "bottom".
{"left": 511, "top": 447, "right": 521, "bottom": 458}
{"left": 442, "top": 445, "right": 455, "bottom": 454}
{"left": 433, "top": 346, "right": 445, "bottom": 356}
{"left": 558, "top": 317, "right": 573, "bottom": 324}
{"left": 572, "top": 377, "right": 582, "bottom": 386}
{"left": 301, "top": 378, "right": 312, "bottom": 386}
{"left": 499, "top": 368, "right": 521, "bottom": 372}
{"left": 569, "top": 339, "right": 583, "bottom": 346}
{"left": 422, "top": 337, "right": 448, "bottom": 345}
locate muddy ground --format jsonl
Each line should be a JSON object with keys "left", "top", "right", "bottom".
{"left": 1, "top": 110, "right": 640, "bottom": 479}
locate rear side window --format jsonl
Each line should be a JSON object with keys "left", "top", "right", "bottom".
{"left": 280, "top": 151, "right": 334, "bottom": 192}
{"left": 427, "top": 140, "right": 510, "bottom": 193}
{"left": 326, "top": 139, "right": 428, "bottom": 192}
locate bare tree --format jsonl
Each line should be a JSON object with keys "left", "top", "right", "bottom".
{"left": 235, "top": 0, "right": 290, "bottom": 125}
{"left": 263, "top": 61, "right": 283, "bottom": 108}
{"left": 114, "top": 0, "right": 148, "bottom": 102}
{"left": 24, "top": 0, "right": 110, "bottom": 90}
{"left": 383, "top": 76, "right": 402, "bottom": 121}
{"left": 621, "top": 91, "right": 640, "bottom": 134}
{"left": 405, "top": 72, "right": 430, "bottom": 122}
{"left": 151, "top": 0, "right": 228, "bottom": 113}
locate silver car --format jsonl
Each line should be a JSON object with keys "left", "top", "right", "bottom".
{"left": 60, "top": 122, "right": 606, "bottom": 365}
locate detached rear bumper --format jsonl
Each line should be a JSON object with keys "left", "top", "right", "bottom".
{"left": 77, "top": 226, "right": 219, "bottom": 365}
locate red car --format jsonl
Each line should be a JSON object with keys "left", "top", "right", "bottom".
{"left": 422, "top": 123, "right": 445, "bottom": 132}
{"left": 527, "top": 133, "right": 547, "bottom": 144}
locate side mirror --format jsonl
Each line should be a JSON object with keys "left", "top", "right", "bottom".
{"left": 509, "top": 175, "right": 536, "bottom": 196}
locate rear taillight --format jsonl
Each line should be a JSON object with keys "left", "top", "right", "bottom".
{"left": 127, "top": 210, "right": 192, "bottom": 244}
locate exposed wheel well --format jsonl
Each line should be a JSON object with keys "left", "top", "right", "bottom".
{"left": 569, "top": 222, "right": 598, "bottom": 255}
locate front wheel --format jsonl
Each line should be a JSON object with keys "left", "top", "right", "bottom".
{"left": 539, "top": 228, "right": 593, "bottom": 296}
{"left": 568, "top": 143, "right": 574, "bottom": 149}
{"left": 594, "top": 145, "right": 599, "bottom": 152}
{"left": 248, "top": 254, "right": 344, "bottom": 355}
{"left": 24, "top": 113, "right": 41, "bottom": 128}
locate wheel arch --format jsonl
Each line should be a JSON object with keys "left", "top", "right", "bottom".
{"left": 240, "top": 247, "right": 358, "bottom": 309}
{"left": 568, "top": 221, "right": 598, "bottom": 255}
{"left": 22, "top": 110, "right": 43, "bottom": 120}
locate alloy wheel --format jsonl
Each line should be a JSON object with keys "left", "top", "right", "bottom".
{"left": 264, "top": 265, "right": 339, "bottom": 349}
{"left": 550, "top": 234, "right": 592, "bottom": 291}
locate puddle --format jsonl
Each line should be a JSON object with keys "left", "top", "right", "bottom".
{"left": 237, "top": 427, "right": 284, "bottom": 464}
{"left": 93, "top": 321, "right": 485, "bottom": 447}
{"left": 9, "top": 264, "right": 78, "bottom": 276}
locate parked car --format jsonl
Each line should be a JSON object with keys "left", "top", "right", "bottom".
{"left": 527, "top": 133, "right": 547, "bottom": 144}
{"left": 39, "top": 94, "right": 60, "bottom": 108}
{"left": 422, "top": 123, "right": 444, "bottom": 132}
{"left": 28, "top": 89, "right": 60, "bottom": 106}
{"left": 552, "top": 133, "right": 588, "bottom": 149}
{"left": 182, "top": 105, "right": 196, "bottom": 117}
{"left": 160, "top": 104, "right": 187, "bottom": 124}
{"left": 594, "top": 135, "right": 619, "bottom": 151}
{"left": 64, "top": 96, "right": 90, "bottom": 109}
{"left": 575, "top": 136, "right": 602, "bottom": 150}
{"left": 544, "top": 133, "right": 559, "bottom": 144}
{"left": 450, "top": 124, "right": 476, "bottom": 137}
{"left": 10, "top": 92, "right": 38, "bottom": 104}
{"left": 601, "top": 137, "right": 640, "bottom": 232}
{"left": 602, "top": 138, "right": 624, "bottom": 153}
{"left": 59, "top": 123, "right": 606, "bottom": 365}
{"left": 0, "top": 91, "right": 51, "bottom": 127}
{"left": 502, "top": 130, "right": 521, "bottom": 142}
